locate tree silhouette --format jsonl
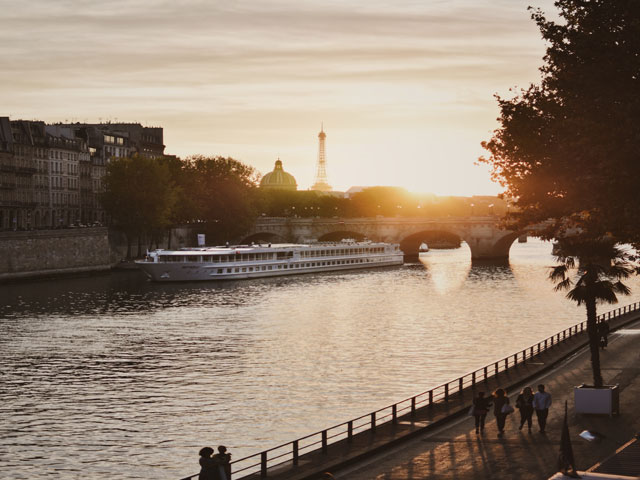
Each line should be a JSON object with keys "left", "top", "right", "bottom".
{"left": 549, "top": 237, "right": 633, "bottom": 387}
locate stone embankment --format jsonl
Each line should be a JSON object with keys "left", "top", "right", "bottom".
{"left": 0, "top": 228, "right": 111, "bottom": 282}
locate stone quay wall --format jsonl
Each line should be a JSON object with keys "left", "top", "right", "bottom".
{"left": 0, "top": 228, "right": 111, "bottom": 282}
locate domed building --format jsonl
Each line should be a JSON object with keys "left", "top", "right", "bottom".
{"left": 260, "top": 158, "right": 297, "bottom": 191}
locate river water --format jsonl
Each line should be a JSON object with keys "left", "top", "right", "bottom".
{"left": 1, "top": 239, "right": 639, "bottom": 479}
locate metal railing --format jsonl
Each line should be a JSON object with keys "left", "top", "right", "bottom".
{"left": 180, "top": 301, "right": 640, "bottom": 480}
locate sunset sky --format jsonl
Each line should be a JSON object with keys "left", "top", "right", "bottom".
{"left": 0, "top": 0, "right": 556, "bottom": 195}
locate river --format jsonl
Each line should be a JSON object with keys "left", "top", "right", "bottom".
{"left": 1, "top": 239, "right": 638, "bottom": 479}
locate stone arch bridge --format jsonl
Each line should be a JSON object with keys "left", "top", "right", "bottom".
{"left": 241, "top": 217, "right": 523, "bottom": 260}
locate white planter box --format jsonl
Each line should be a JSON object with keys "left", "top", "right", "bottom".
{"left": 574, "top": 384, "right": 619, "bottom": 416}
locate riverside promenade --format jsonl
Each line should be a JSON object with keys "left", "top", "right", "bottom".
{"left": 230, "top": 308, "right": 640, "bottom": 480}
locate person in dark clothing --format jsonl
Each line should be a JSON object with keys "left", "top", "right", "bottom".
{"left": 598, "top": 321, "right": 610, "bottom": 349}
{"left": 472, "top": 391, "right": 492, "bottom": 434}
{"left": 212, "top": 445, "right": 231, "bottom": 480}
{"left": 199, "top": 447, "right": 221, "bottom": 480}
{"left": 493, "top": 388, "right": 510, "bottom": 436}
{"left": 516, "top": 386, "right": 534, "bottom": 432}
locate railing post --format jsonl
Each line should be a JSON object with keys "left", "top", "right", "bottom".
{"left": 459, "top": 377, "right": 463, "bottom": 393}
{"left": 444, "top": 383, "right": 449, "bottom": 401}
{"left": 370, "top": 413, "right": 376, "bottom": 432}
{"left": 348, "top": 421, "right": 353, "bottom": 441}
{"left": 544, "top": 339, "right": 548, "bottom": 349}
{"left": 322, "top": 430, "right": 328, "bottom": 453}
{"left": 504, "top": 358, "right": 508, "bottom": 370}
{"left": 293, "top": 440, "right": 299, "bottom": 466}
{"left": 428, "top": 390, "right": 433, "bottom": 407}
{"left": 494, "top": 362, "right": 498, "bottom": 375}
{"left": 261, "top": 452, "right": 267, "bottom": 478}
{"left": 472, "top": 371, "right": 476, "bottom": 387}
{"left": 392, "top": 404, "right": 397, "bottom": 424}
{"left": 412, "top": 396, "right": 417, "bottom": 414}
{"left": 484, "top": 366, "right": 488, "bottom": 381}
{"left": 513, "top": 353, "right": 517, "bottom": 366}
{"left": 537, "top": 342, "right": 541, "bottom": 354}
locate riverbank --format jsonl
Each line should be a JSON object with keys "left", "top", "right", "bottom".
{"left": 229, "top": 309, "right": 640, "bottom": 480}
{"left": 0, "top": 228, "right": 111, "bottom": 282}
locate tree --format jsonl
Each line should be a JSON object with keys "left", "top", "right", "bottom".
{"left": 102, "top": 155, "right": 178, "bottom": 258}
{"left": 549, "top": 237, "right": 633, "bottom": 387}
{"left": 182, "top": 155, "right": 260, "bottom": 244}
{"left": 480, "top": 0, "right": 640, "bottom": 243}
{"left": 480, "top": 1, "right": 640, "bottom": 387}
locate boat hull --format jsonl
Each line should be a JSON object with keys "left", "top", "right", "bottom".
{"left": 136, "top": 255, "right": 403, "bottom": 282}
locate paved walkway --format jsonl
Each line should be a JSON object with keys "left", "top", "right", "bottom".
{"left": 336, "top": 318, "right": 640, "bottom": 480}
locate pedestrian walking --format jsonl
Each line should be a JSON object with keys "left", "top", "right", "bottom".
{"left": 472, "top": 391, "right": 492, "bottom": 434}
{"left": 533, "top": 384, "right": 552, "bottom": 433}
{"left": 492, "top": 388, "right": 511, "bottom": 436}
{"left": 516, "top": 386, "right": 534, "bottom": 432}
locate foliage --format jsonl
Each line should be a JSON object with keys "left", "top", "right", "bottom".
{"left": 549, "top": 237, "right": 634, "bottom": 387}
{"left": 181, "top": 155, "right": 260, "bottom": 244}
{"left": 102, "top": 155, "right": 178, "bottom": 257}
{"left": 480, "top": 0, "right": 640, "bottom": 243}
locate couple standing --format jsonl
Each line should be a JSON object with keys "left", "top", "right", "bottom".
{"left": 472, "top": 384, "right": 552, "bottom": 435}
{"left": 199, "top": 446, "right": 231, "bottom": 480}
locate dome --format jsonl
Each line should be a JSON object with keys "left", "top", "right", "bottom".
{"left": 260, "top": 159, "right": 297, "bottom": 190}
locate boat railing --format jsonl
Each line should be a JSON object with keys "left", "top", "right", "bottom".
{"left": 178, "top": 304, "right": 640, "bottom": 480}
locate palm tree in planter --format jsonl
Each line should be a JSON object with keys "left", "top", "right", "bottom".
{"left": 550, "top": 237, "right": 635, "bottom": 414}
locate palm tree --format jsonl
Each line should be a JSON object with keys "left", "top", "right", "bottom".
{"left": 549, "top": 237, "right": 634, "bottom": 387}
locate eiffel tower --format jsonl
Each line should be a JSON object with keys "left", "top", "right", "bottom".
{"left": 311, "top": 124, "right": 331, "bottom": 192}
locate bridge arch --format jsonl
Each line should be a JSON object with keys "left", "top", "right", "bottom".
{"left": 398, "top": 230, "right": 463, "bottom": 257}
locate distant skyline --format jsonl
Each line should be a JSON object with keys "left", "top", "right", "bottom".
{"left": 0, "top": 0, "right": 556, "bottom": 195}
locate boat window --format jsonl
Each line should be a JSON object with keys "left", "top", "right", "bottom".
{"left": 203, "top": 256, "right": 212, "bottom": 262}
{"left": 235, "top": 268, "right": 239, "bottom": 273}
{"left": 217, "top": 269, "right": 223, "bottom": 274}
{"left": 227, "top": 268, "right": 231, "bottom": 273}
{"left": 188, "top": 255, "right": 199, "bottom": 262}
{"left": 249, "top": 267, "right": 253, "bottom": 272}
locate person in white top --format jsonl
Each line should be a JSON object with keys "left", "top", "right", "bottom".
{"left": 532, "top": 384, "right": 552, "bottom": 433}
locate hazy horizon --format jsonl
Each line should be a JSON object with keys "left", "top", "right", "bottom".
{"left": 0, "top": 0, "right": 556, "bottom": 195}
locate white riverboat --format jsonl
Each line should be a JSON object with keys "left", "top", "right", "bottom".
{"left": 135, "top": 241, "right": 404, "bottom": 282}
